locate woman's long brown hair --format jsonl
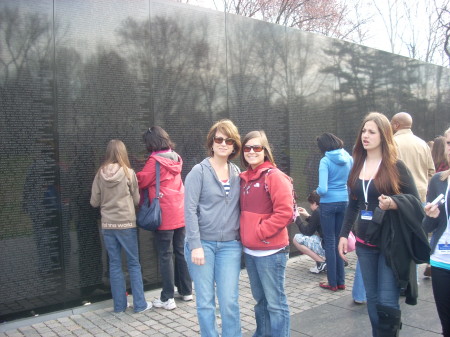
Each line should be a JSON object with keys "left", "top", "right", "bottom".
{"left": 99, "top": 139, "right": 132, "bottom": 180}
{"left": 348, "top": 112, "right": 400, "bottom": 196}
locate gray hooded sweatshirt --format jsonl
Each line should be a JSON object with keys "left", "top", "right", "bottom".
{"left": 184, "top": 158, "right": 241, "bottom": 249}
{"left": 90, "top": 163, "right": 140, "bottom": 229}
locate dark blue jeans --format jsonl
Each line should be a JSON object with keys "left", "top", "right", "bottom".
{"left": 319, "top": 202, "right": 347, "bottom": 287}
{"left": 155, "top": 227, "right": 192, "bottom": 301}
{"left": 357, "top": 245, "right": 400, "bottom": 337}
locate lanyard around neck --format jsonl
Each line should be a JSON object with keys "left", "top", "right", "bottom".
{"left": 362, "top": 159, "right": 382, "bottom": 209}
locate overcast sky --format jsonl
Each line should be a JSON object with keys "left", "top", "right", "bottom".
{"left": 180, "top": 0, "right": 448, "bottom": 66}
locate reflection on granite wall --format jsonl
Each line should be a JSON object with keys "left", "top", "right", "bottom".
{"left": 1, "top": 0, "right": 449, "bottom": 319}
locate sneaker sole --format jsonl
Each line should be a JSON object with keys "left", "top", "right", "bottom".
{"left": 154, "top": 305, "right": 176, "bottom": 310}
{"left": 153, "top": 302, "right": 177, "bottom": 310}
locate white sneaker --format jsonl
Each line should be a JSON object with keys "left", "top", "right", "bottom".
{"left": 309, "top": 266, "right": 320, "bottom": 274}
{"left": 153, "top": 298, "right": 176, "bottom": 310}
{"left": 182, "top": 294, "right": 193, "bottom": 301}
{"left": 136, "top": 301, "right": 152, "bottom": 313}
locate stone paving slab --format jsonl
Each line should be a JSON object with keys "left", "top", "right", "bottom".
{"left": 0, "top": 253, "right": 441, "bottom": 336}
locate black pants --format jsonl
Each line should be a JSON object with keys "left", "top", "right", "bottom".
{"left": 155, "top": 227, "right": 192, "bottom": 301}
{"left": 431, "top": 266, "right": 450, "bottom": 337}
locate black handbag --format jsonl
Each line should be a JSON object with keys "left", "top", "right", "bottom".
{"left": 137, "top": 161, "right": 162, "bottom": 231}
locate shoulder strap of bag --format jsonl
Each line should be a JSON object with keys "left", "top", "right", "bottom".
{"left": 155, "top": 161, "right": 160, "bottom": 198}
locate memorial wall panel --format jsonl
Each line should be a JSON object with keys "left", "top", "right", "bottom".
{"left": 0, "top": 0, "right": 449, "bottom": 320}
{"left": 0, "top": 0, "right": 60, "bottom": 317}
{"left": 286, "top": 29, "right": 339, "bottom": 197}
{"left": 54, "top": 0, "right": 155, "bottom": 305}
{"left": 226, "top": 14, "right": 289, "bottom": 171}
{"left": 149, "top": 1, "right": 228, "bottom": 175}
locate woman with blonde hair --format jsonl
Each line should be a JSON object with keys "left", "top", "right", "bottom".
{"left": 90, "top": 140, "right": 151, "bottom": 313}
{"left": 338, "top": 113, "right": 429, "bottom": 336}
{"left": 423, "top": 127, "right": 450, "bottom": 337}
{"left": 184, "top": 119, "right": 242, "bottom": 337}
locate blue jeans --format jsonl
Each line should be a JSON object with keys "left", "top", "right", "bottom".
{"left": 357, "top": 245, "right": 400, "bottom": 337}
{"left": 102, "top": 228, "right": 147, "bottom": 312}
{"left": 319, "top": 202, "right": 347, "bottom": 287}
{"left": 155, "top": 227, "right": 192, "bottom": 301}
{"left": 352, "top": 260, "right": 367, "bottom": 302}
{"left": 185, "top": 240, "right": 242, "bottom": 337}
{"left": 245, "top": 252, "right": 290, "bottom": 337}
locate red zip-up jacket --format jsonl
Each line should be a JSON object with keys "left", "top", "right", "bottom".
{"left": 137, "top": 150, "right": 185, "bottom": 231}
{"left": 240, "top": 161, "right": 293, "bottom": 250}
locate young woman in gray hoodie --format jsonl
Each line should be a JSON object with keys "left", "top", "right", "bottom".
{"left": 184, "top": 119, "right": 242, "bottom": 337}
{"left": 90, "top": 140, "right": 151, "bottom": 313}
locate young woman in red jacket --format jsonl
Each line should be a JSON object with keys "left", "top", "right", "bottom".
{"left": 137, "top": 126, "right": 192, "bottom": 310}
{"left": 240, "top": 130, "right": 294, "bottom": 337}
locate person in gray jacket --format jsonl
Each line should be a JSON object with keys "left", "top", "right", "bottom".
{"left": 184, "top": 119, "right": 242, "bottom": 337}
{"left": 90, "top": 140, "right": 151, "bottom": 314}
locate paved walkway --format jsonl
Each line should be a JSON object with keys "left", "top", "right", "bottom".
{"left": 0, "top": 253, "right": 442, "bottom": 336}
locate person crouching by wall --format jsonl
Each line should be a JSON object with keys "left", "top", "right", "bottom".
{"left": 240, "top": 130, "right": 293, "bottom": 337}
{"left": 293, "top": 190, "right": 327, "bottom": 274}
{"left": 137, "top": 126, "right": 192, "bottom": 310}
{"left": 90, "top": 140, "right": 151, "bottom": 313}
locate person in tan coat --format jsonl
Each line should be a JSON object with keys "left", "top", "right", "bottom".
{"left": 91, "top": 139, "right": 151, "bottom": 313}
{"left": 391, "top": 112, "right": 435, "bottom": 203}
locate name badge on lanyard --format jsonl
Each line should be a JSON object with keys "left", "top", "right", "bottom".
{"left": 361, "top": 210, "right": 373, "bottom": 220}
{"left": 361, "top": 160, "right": 381, "bottom": 221}
{"left": 437, "top": 242, "right": 450, "bottom": 254}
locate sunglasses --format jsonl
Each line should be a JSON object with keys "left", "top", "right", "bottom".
{"left": 243, "top": 145, "right": 264, "bottom": 153}
{"left": 214, "top": 137, "right": 235, "bottom": 145}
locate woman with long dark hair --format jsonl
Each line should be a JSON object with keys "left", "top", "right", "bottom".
{"left": 338, "top": 112, "right": 429, "bottom": 336}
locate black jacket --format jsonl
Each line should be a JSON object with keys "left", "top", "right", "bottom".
{"left": 380, "top": 194, "right": 430, "bottom": 305}
{"left": 422, "top": 172, "right": 449, "bottom": 254}
{"left": 295, "top": 209, "right": 322, "bottom": 238}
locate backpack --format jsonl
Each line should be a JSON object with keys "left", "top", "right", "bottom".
{"left": 264, "top": 168, "right": 299, "bottom": 223}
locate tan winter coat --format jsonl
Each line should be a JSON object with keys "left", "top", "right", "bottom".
{"left": 90, "top": 163, "right": 140, "bottom": 229}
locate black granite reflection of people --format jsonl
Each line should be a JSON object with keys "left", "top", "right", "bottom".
{"left": 72, "top": 144, "right": 108, "bottom": 301}
{"left": 23, "top": 151, "right": 63, "bottom": 277}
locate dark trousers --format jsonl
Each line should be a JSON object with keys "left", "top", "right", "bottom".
{"left": 155, "top": 227, "right": 192, "bottom": 301}
{"left": 431, "top": 266, "right": 450, "bottom": 337}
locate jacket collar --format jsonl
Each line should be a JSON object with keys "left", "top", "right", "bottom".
{"left": 240, "top": 161, "right": 275, "bottom": 182}
{"left": 394, "top": 128, "right": 413, "bottom": 136}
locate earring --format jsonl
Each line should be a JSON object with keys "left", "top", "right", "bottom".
{"left": 232, "top": 150, "right": 235, "bottom": 154}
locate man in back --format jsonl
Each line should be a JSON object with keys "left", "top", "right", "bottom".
{"left": 391, "top": 112, "right": 435, "bottom": 204}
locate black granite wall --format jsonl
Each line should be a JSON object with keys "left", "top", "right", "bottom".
{"left": 1, "top": 0, "right": 449, "bottom": 319}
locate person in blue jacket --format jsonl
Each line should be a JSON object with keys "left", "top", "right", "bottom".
{"left": 316, "top": 133, "right": 353, "bottom": 291}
